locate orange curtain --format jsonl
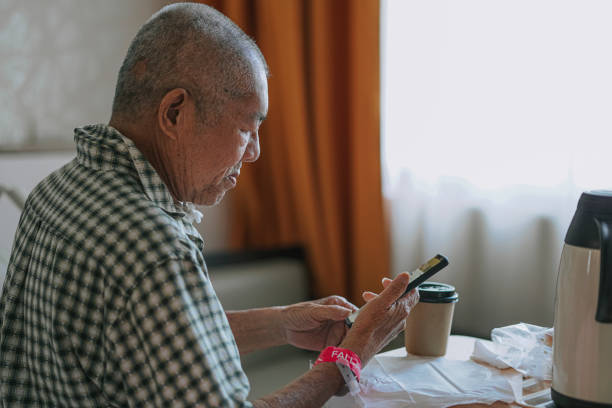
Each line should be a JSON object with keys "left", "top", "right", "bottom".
{"left": 201, "top": 0, "right": 388, "bottom": 303}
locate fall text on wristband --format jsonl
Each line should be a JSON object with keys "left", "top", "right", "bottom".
{"left": 313, "top": 346, "right": 361, "bottom": 381}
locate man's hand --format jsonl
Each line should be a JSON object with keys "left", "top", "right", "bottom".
{"left": 280, "top": 296, "right": 358, "bottom": 351}
{"left": 253, "top": 277, "right": 419, "bottom": 408}
{"left": 339, "top": 273, "right": 420, "bottom": 365}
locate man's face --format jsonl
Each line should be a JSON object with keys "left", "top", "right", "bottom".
{"left": 180, "top": 67, "right": 268, "bottom": 206}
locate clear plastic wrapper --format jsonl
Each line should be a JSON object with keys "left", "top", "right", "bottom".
{"left": 471, "top": 322, "right": 553, "bottom": 380}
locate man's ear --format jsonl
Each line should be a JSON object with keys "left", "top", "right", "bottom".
{"left": 158, "top": 88, "right": 190, "bottom": 140}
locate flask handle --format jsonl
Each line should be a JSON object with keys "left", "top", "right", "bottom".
{"left": 595, "top": 217, "right": 612, "bottom": 322}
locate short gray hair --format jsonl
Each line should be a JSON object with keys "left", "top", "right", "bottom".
{"left": 111, "top": 2, "right": 267, "bottom": 124}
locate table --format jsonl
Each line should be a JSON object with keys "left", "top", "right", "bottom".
{"left": 327, "top": 335, "right": 552, "bottom": 408}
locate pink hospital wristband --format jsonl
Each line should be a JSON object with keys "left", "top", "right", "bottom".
{"left": 314, "top": 346, "right": 361, "bottom": 381}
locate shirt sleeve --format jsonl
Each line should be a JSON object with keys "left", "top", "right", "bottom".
{"left": 107, "top": 257, "right": 252, "bottom": 407}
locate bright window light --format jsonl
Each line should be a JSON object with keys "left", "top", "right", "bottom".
{"left": 382, "top": 0, "right": 612, "bottom": 194}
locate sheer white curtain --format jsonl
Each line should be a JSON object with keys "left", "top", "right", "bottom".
{"left": 382, "top": 0, "right": 612, "bottom": 337}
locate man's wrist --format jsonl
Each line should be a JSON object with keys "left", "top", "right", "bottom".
{"left": 338, "top": 336, "right": 368, "bottom": 364}
{"left": 258, "top": 306, "right": 287, "bottom": 345}
{"left": 272, "top": 306, "right": 288, "bottom": 344}
{"left": 226, "top": 307, "right": 288, "bottom": 354}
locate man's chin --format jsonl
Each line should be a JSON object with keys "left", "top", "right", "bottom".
{"left": 197, "top": 190, "right": 227, "bottom": 207}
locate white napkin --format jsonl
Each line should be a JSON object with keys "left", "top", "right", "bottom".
{"left": 327, "top": 353, "right": 522, "bottom": 408}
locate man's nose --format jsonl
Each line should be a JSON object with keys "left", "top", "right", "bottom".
{"left": 243, "top": 133, "right": 260, "bottom": 163}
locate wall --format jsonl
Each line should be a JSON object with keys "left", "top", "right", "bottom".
{"left": 0, "top": 0, "right": 163, "bottom": 148}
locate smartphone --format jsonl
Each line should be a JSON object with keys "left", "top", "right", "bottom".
{"left": 344, "top": 254, "right": 449, "bottom": 328}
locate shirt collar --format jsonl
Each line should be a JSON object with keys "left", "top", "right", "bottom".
{"left": 74, "top": 124, "right": 203, "bottom": 224}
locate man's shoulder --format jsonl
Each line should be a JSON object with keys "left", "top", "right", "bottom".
{"left": 26, "top": 157, "right": 143, "bottom": 232}
{"left": 25, "top": 159, "right": 198, "bottom": 267}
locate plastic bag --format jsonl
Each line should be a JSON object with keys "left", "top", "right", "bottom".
{"left": 471, "top": 322, "right": 553, "bottom": 380}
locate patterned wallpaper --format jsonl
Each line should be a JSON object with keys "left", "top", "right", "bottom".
{"left": 0, "top": 0, "right": 164, "bottom": 149}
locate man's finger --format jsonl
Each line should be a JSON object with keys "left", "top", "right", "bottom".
{"left": 406, "top": 288, "right": 420, "bottom": 307}
{"left": 377, "top": 272, "right": 411, "bottom": 306}
{"left": 321, "top": 295, "right": 358, "bottom": 312}
{"left": 362, "top": 291, "right": 378, "bottom": 302}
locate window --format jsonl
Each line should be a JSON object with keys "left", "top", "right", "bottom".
{"left": 382, "top": 0, "right": 612, "bottom": 336}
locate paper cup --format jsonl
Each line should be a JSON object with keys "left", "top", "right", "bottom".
{"left": 404, "top": 282, "right": 458, "bottom": 357}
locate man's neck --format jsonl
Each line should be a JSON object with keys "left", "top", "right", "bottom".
{"left": 108, "top": 116, "right": 182, "bottom": 204}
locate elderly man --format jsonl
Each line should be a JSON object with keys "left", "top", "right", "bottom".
{"left": 0, "top": 3, "right": 418, "bottom": 407}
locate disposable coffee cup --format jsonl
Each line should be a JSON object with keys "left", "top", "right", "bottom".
{"left": 404, "top": 282, "right": 458, "bottom": 357}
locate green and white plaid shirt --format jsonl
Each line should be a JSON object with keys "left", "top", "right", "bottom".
{"left": 0, "top": 124, "right": 251, "bottom": 407}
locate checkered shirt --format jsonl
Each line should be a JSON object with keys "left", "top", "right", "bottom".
{"left": 0, "top": 124, "right": 251, "bottom": 407}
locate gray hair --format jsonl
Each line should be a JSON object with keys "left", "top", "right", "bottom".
{"left": 111, "top": 2, "right": 267, "bottom": 124}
